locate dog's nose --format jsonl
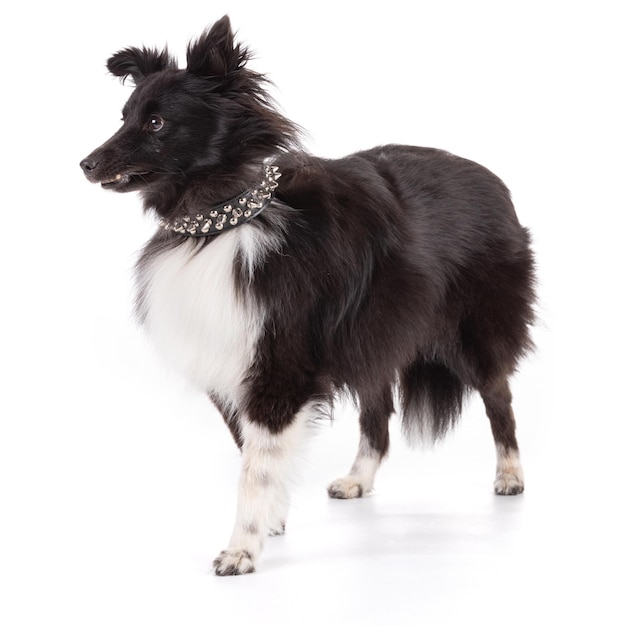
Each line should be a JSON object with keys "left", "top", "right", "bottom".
{"left": 80, "top": 157, "right": 98, "bottom": 173}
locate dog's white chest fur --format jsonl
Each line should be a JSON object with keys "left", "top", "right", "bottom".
{"left": 139, "top": 232, "right": 263, "bottom": 398}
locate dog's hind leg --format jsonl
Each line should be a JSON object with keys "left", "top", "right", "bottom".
{"left": 212, "top": 403, "right": 312, "bottom": 576}
{"left": 480, "top": 377, "right": 525, "bottom": 495}
{"left": 327, "top": 386, "right": 393, "bottom": 499}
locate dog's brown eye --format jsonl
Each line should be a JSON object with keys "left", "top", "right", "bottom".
{"left": 148, "top": 115, "right": 164, "bottom": 132}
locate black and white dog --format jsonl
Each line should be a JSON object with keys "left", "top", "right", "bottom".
{"left": 81, "top": 16, "right": 535, "bottom": 575}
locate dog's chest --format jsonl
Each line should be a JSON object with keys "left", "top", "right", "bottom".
{"left": 138, "top": 233, "right": 263, "bottom": 397}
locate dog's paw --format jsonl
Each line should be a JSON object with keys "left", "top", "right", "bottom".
{"left": 327, "top": 477, "right": 365, "bottom": 499}
{"left": 213, "top": 549, "right": 256, "bottom": 576}
{"left": 494, "top": 472, "right": 524, "bottom": 495}
{"left": 268, "top": 521, "right": 286, "bottom": 536}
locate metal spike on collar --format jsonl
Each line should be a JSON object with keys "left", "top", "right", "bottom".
{"left": 159, "top": 164, "right": 281, "bottom": 237}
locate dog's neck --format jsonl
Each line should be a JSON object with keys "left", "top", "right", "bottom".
{"left": 158, "top": 165, "right": 281, "bottom": 237}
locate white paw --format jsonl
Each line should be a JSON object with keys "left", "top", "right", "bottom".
{"left": 494, "top": 472, "right": 525, "bottom": 495}
{"left": 213, "top": 549, "right": 256, "bottom": 576}
{"left": 268, "top": 521, "right": 286, "bottom": 536}
{"left": 327, "top": 476, "right": 366, "bottom": 499}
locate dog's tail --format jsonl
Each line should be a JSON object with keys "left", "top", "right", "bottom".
{"left": 398, "top": 360, "right": 469, "bottom": 445}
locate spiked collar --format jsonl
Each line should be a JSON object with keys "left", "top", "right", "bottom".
{"left": 158, "top": 165, "right": 281, "bottom": 237}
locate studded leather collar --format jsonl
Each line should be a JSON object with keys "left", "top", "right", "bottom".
{"left": 158, "top": 165, "right": 281, "bottom": 237}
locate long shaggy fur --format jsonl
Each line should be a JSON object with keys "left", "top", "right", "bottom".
{"left": 81, "top": 16, "right": 536, "bottom": 575}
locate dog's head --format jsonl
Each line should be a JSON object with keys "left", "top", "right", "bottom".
{"left": 80, "top": 16, "right": 297, "bottom": 208}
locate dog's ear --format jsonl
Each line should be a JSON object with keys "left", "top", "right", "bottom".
{"left": 107, "top": 47, "right": 177, "bottom": 84}
{"left": 186, "top": 15, "right": 249, "bottom": 80}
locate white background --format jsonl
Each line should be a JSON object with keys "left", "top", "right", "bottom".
{"left": 1, "top": 1, "right": 624, "bottom": 624}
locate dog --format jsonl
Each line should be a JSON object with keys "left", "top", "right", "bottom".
{"left": 80, "top": 16, "right": 535, "bottom": 576}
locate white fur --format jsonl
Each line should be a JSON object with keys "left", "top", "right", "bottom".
{"left": 494, "top": 444, "right": 525, "bottom": 495}
{"left": 214, "top": 402, "right": 316, "bottom": 575}
{"left": 238, "top": 218, "right": 285, "bottom": 279}
{"left": 139, "top": 230, "right": 267, "bottom": 401}
{"left": 138, "top": 223, "right": 318, "bottom": 574}
{"left": 327, "top": 435, "right": 382, "bottom": 499}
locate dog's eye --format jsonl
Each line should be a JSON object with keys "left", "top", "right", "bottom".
{"left": 147, "top": 115, "right": 164, "bottom": 132}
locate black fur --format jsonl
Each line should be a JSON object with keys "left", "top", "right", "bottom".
{"left": 81, "top": 16, "right": 535, "bottom": 573}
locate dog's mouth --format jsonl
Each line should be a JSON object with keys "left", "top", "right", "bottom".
{"left": 100, "top": 171, "right": 151, "bottom": 189}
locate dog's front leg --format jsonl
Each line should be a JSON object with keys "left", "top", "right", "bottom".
{"left": 213, "top": 412, "right": 309, "bottom": 576}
